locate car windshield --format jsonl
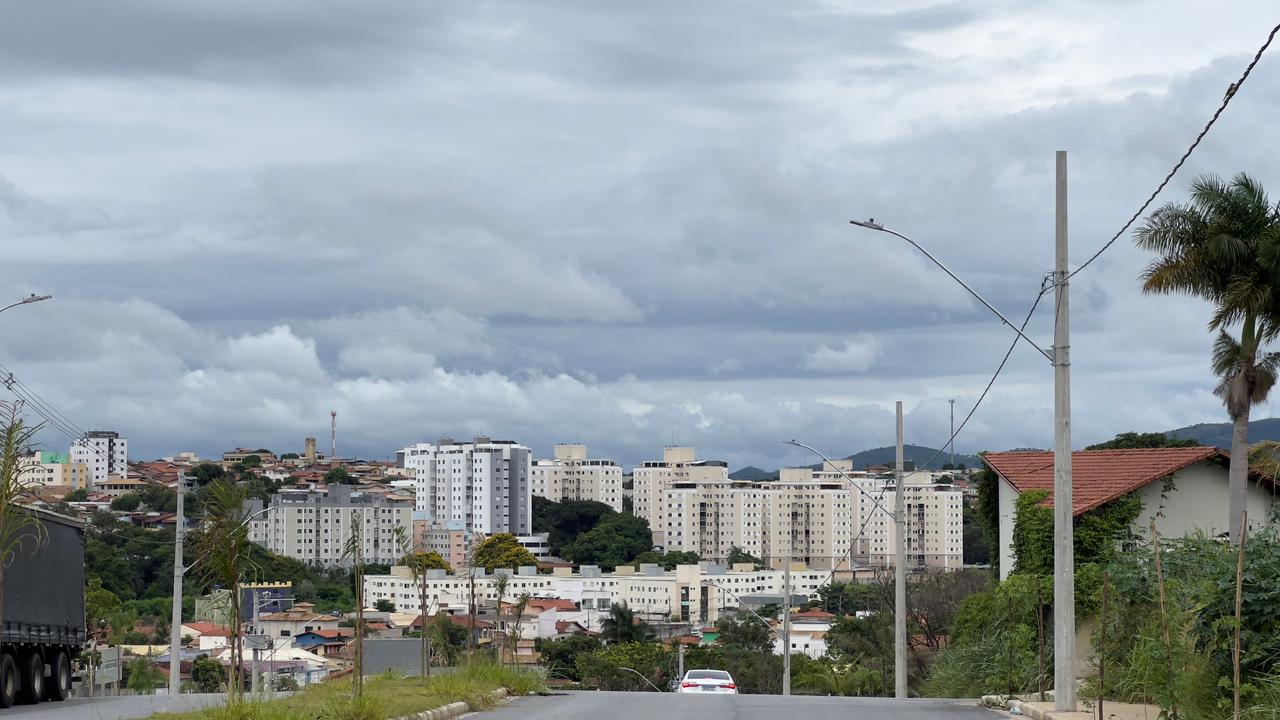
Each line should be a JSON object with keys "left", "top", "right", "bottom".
{"left": 686, "top": 670, "right": 731, "bottom": 680}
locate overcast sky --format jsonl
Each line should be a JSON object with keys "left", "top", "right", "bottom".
{"left": 3, "top": 1, "right": 1279, "bottom": 470}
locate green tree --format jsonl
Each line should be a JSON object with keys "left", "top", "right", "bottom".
{"left": 714, "top": 614, "right": 773, "bottom": 654}
{"left": 110, "top": 492, "right": 142, "bottom": 512}
{"left": 599, "top": 604, "right": 655, "bottom": 645}
{"left": 240, "top": 454, "right": 262, "bottom": 468}
{"left": 190, "top": 655, "right": 223, "bottom": 693}
{"left": 576, "top": 641, "right": 671, "bottom": 691}
{"left": 374, "top": 599, "right": 395, "bottom": 612}
{"left": 726, "top": 545, "right": 762, "bottom": 567}
{"left": 280, "top": 453, "right": 300, "bottom": 460}
{"left": 532, "top": 496, "right": 615, "bottom": 555}
{"left": 631, "top": 550, "right": 700, "bottom": 570}
{"left": 189, "top": 462, "right": 226, "bottom": 487}
{"left": 191, "top": 479, "right": 254, "bottom": 702}
{"left": 472, "top": 534, "right": 538, "bottom": 572}
{"left": 125, "top": 657, "right": 163, "bottom": 694}
{"left": 1085, "top": 432, "right": 1202, "bottom": 450}
{"left": 65, "top": 488, "right": 89, "bottom": 502}
{"left": 1136, "top": 172, "right": 1280, "bottom": 544}
{"left": 325, "top": 466, "right": 354, "bottom": 485}
{"left": 562, "top": 513, "right": 652, "bottom": 569}
{"left": 536, "top": 634, "right": 602, "bottom": 681}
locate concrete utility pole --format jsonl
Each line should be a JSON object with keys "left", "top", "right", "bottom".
{"left": 678, "top": 641, "right": 685, "bottom": 681}
{"left": 168, "top": 472, "right": 187, "bottom": 696}
{"left": 894, "top": 401, "right": 907, "bottom": 699}
{"left": 1053, "top": 150, "right": 1076, "bottom": 712}
{"left": 782, "top": 553, "right": 792, "bottom": 696}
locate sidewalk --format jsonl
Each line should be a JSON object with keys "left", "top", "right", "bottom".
{"left": 983, "top": 694, "right": 1160, "bottom": 720}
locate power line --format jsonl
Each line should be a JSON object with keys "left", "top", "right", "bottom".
{"left": 811, "top": 282, "right": 1050, "bottom": 591}
{"left": 1064, "top": 20, "right": 1280, "bottom": 283}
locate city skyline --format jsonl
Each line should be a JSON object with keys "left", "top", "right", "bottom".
{"left": 3, "top": 1, "right": 1280, "bottom": 473}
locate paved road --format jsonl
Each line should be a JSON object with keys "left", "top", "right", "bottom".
{"left": 490, "top": 691, "right": 1002, "bottom": 720}
{"left": 0, "top": 693, "right": 225, "bottom": 719}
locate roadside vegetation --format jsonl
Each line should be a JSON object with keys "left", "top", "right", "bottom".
{"left": 150, "top": 662, "right": 543, "bottom": 720}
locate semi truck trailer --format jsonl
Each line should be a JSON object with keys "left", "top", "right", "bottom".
{"left": 0, "top": 505, "right": 85, "bottom": 707}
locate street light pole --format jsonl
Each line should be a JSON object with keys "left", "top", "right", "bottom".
{"left": 894, "top": 401, "right": 907, "bottom": 699}
{"left": 0, "top": 294, "right": 52, "bottom": 316}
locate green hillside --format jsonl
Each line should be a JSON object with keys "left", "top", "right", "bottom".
{"left": 1163, "top": 417, "right": 1280, "bottom": 448}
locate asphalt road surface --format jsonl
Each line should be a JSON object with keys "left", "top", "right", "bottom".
{"left": 491, "top": 691, "right": 1003, "bottom": 720}
{"left": 0, "top": 693, "right": 226, "bottom": 719}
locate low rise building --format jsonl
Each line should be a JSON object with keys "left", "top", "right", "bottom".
{"left": 17, "top": 451, "right": 90, "bottom": 489}
{"left": 362, "top": 562, "right": 829, "bottom": 627}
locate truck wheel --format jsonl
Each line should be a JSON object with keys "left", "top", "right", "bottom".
{"left": 44, "top": 651, "right": 71, "bottom": 701}
{"left": 18, "top": 651, "right": 43, "bottom": 704}
{"left": 0, "top": 654, "right": 16, "bottom": 708}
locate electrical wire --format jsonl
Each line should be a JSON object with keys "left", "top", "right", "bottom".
{"left": 809, "top": 282, "right": 1050, "bottom": 592}
{"left": 1063, "top": 20, "right": 1280, "bottom": 284}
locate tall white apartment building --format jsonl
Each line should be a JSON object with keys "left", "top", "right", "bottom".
{"left": 70, "top": 430, "right": 128, "bottom": 488}
{"left": 663, "top": 478, "right": 856, "bottom": 570}
{"left": 632, "top": 447, "right": 728, "bottom": 546}
{"left": 780, "top": 464, "right": 965, "bottom": 570}
{"left": 401, "top": 437, "right": 532, "bottom": 537}
{"left": 245, "top": 485, "right": 414, "bottom": 568}
{"left": 531, "top": 444, "right": 624, "bottom": 511}
{"left": 863, "top": 474, "right": 965, "bottom": 570}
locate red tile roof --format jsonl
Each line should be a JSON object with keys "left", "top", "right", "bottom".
{"left": 526, "top": 598, "right": 576, "bottom": 612}
{"left": 983, "top": 447, "right": 1224, "bottom": 516}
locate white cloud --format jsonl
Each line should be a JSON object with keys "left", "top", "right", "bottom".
{"left": 804, "top": 335, "right": 881, "bottom": 373}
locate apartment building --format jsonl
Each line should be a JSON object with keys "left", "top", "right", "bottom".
{"left": 363, "top": 562, "right": 829, "bottom": 627}
{"left": 70, "top": 430, "right": 128, "bottom": 488}
{"left": 245, "top": 485, "right": 414, "bottom": 568}
{"left": 412, "top": 515, "right": 468, "bottom": 568}
{"left": 632, "top": 447, "right": 729, "bottom": 546}
{"left": 401, "top": 437, "right": 532, "bottom": 537}
{"left": 17, "top": 451, "right": 90, "bottom": 489}
{"left": 663, "top": 478, "right": 856, "bottom": 570}
{"left": 531, "top": 444, "right": 625, "bottom": 511}
{"left": 772, "top": 465, "right": 965, "bottom": 570}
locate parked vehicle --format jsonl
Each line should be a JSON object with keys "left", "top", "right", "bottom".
{"left": 0, "top": 506, "right": 85, "bottom": 707}
{"left": 677, "top": 669, "right": 737, "bottom": 694}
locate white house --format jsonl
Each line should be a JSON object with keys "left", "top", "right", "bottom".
{"left": 984, "top": 447, "right": 1276, "bottom": 580}
{"left": 248, "top": 603, "right": 341, "bottom": 640}
{"left": 771, "top": 609, "right": 836, "bottom": 659}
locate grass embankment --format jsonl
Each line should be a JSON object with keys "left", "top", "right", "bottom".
{"left": 153, "top": 663, "right": 544, "bottom": 720}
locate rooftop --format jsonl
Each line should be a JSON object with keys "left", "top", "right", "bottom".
{"left": 983, "top": 447, "right": 1227, "bottom": 515}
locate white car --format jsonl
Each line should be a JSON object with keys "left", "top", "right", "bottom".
{"left": 677, "top": 669, "right": 738, "bottom": 694}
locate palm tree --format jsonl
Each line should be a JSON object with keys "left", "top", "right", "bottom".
{"left": 600, "top": 603, "right": 656, "bottom": 645}
{"left": 492, "top": 573, "right": 509, "bottom": 662}
{"left": 1136, "top": 172, "right": 1280, "bottom": 543}
{"left": 191, "top": 479, "right": 254, "bottom": 702}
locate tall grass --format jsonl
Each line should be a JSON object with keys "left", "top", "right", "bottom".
{"left": 151, "top": 661, "right": 544, "bottom": 720}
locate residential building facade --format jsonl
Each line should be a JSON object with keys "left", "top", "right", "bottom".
{"left": 70, "top": 430, "right": 128, "bottom": 488}
{"left": 246, "top": 485, "right": 414, "bottom": 567}
{"left": 401, "top": 437, "right": 532, "bottom": 537}
{"left": 531, "top": 444, "right": 625, "bottom": 511}
{"left": 18, "top": 451, "right": 90, "bottom": 489}
{"left": 632, "top": 447, "right": 729, "bottom": 546}
{"left": 984, "top": 447, "right": 1278, "bottom": 580}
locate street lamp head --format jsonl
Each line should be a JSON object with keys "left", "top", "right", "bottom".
{"left": 849, "top": 218, "right": 885, "bottom": 231}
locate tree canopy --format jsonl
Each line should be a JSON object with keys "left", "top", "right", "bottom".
{"left": 471, "top": 533, "right": 538, "bottom": 572}
{"left": 532, "top": 496, "right": 615, "bottom": 555}
{"left": 727, "top": 545, "right": 763, "bottom": 567}
{"left": 324, "top": 466, "right": 354, "bottom": 485}
{"left": 1085, "top": 431, "right": 1202, "bottom": 450}
{"left": 599, "top": 604, "right": 655, "bottom": 645}
{"left": 562, "top": 512, "right": 653, "bottom": 569}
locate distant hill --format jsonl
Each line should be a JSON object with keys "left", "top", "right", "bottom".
{"left": 728, "top": 466, "right": 779, "bottom": 481}
{"left": 1164, "top": 417, "right": 1280, "bottom": 448}
{"left": 729, "top": 444, "right": 982, "bottom": 481}
{"left": 846, "top": 444, "right": 983, "bottom": 471}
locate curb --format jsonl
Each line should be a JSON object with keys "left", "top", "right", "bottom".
{"left": 396, "top": 688, "right": 510, "bottom": 720}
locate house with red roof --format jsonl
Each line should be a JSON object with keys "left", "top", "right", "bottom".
{"left": 983, "top": 447, "right": 1276, "bottom": 579}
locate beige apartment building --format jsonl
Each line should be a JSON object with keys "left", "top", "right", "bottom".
{"left": 632, "top": 447, "right": 729, "bottom": 546}
{"left": 661, "top": 478, "right": 855, "bottom": 570}
{"left": 531, "top": 444, "right": 625, "bottom": 511}
{"left": 246, "top": 485, "right": 414, "bottom": 568}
